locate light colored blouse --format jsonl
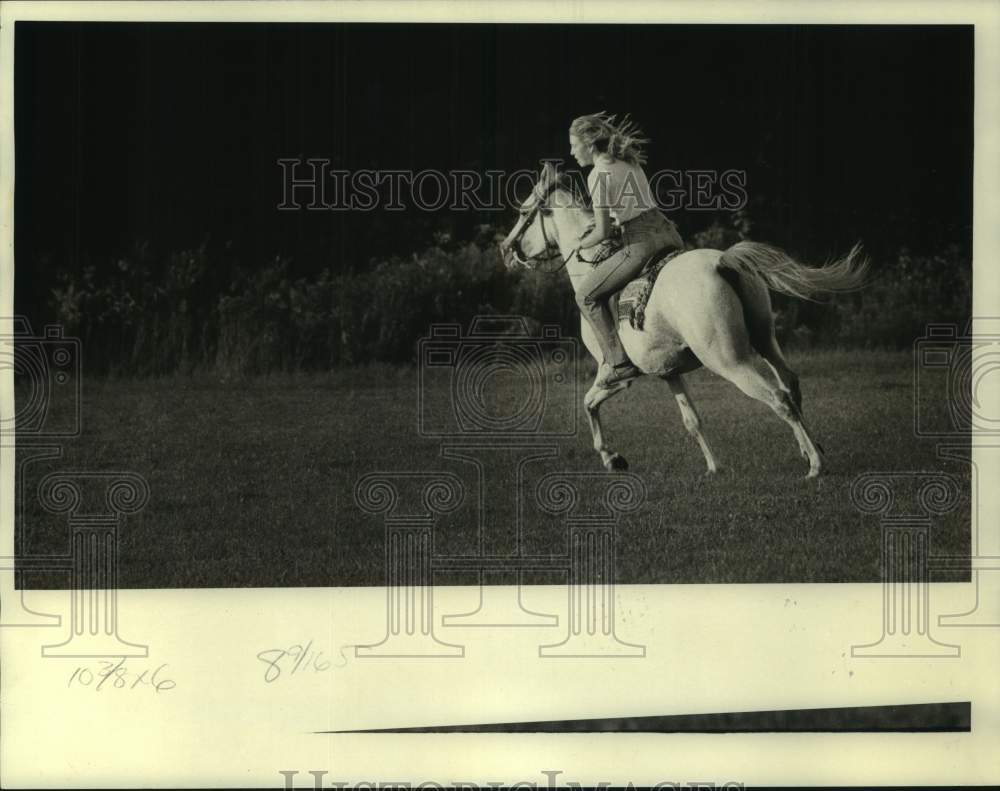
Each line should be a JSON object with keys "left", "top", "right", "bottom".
{"left": 586, "top": 153, "right": 657, "bottom": 225}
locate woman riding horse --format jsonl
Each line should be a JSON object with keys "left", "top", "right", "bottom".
{"left": 500, "top": 161, "right": 868, "bottom": 477}
{"left": 569, "top": 112, "right": 684, "bottom": 388}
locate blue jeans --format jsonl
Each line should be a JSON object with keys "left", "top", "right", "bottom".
{"left": 575, "top": 209, "right": 684, "bottom": 367}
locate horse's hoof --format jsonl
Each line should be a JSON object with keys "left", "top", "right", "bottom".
{"left": 606, "top": 454, "right": 629, "bottom": 471}
{"left": 805, "top": 469, "right": 821, "bottom": 480}
{"left": 705, "top": 466, "right": 720, "bottom": 477}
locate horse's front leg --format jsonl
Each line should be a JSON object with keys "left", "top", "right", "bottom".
{"left": 663, "top": 374, "right": 720, "bottom": 475}
{"left": 584, "top": 380, "right": 632, "bottom": 470}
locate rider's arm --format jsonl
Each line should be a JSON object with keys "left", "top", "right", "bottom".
{"left": 578, "top": 166, "right": 612, "bottom": 250}
{"left": 577, "top": 205, "right": 611, "bottom": 250}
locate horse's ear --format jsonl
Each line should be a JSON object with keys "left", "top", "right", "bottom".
{"left": 540, "top": 161, "right": 558, "bottom": 184}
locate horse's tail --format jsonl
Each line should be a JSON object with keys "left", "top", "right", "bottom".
{"left": 717, "top": 241, "right": 870, "bottom": 301}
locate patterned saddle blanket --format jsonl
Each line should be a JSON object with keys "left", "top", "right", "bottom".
{"left": 614, "top": 248, "right": 683, "bottom": 331}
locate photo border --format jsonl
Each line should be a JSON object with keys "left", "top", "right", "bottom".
{"left": 2, "top": 1, "right": 998, "bottom": 787}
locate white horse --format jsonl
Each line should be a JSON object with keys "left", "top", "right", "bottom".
{"left": 499, "top": 163, "right": 869, "bottom": 478}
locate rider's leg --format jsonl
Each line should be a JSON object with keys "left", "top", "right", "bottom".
{"left": 574, "top": 248, "right": 647, "bottom": 371}
{"left": 575, "top": 211, "right": 684, "bottom": 386}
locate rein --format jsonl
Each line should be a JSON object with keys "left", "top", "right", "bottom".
{"left": 508, "top": 180, "right": 568, "bottom": 273}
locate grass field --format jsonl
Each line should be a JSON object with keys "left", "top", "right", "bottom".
{"left": 18, "top": 349, "right": 970, "bottom": 588}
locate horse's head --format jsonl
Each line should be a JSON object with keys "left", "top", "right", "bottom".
{"left": 499, "top": 162, "right": 571, "bottom": 271}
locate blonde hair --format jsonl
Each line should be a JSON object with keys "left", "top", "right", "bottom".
{"left": 569, "top": 111, "right": 650, "bottom": 167}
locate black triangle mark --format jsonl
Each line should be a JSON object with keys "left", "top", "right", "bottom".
{"left": 317, "top": 701, "right": 970, "bottom": 734}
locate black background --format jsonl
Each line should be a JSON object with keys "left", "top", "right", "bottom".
{"left": 15, "top": 23, "right": 973, "bottom": 317}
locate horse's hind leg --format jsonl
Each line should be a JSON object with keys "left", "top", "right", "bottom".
{"left": 736, "top": 277, "right": 820, "bottom": 458}
{"left": 714, "top": 357, "right": 823, "bottom": 478}
{"left": 584, "top": 380, "right": 631, "bottom": 470}
{"left": 738, "top": 275, "right": 804, "bottom": 413}
{"left": 760, "top": 337, "right": 802, "bottom": 414}
{"left": 663, "top": 374, "right": 719, "bottom": 474}
{"left": 758, "top": 336, "right": 827, "bottom": 457}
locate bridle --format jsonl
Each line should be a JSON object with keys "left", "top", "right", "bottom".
{"left": 507, "top": 180, "right": 566, "bottom": 273}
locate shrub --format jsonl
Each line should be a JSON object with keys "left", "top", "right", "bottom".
{"left": 47, "top": 221, "right": 970, "bottom": 375}
{"left": 688, "top": 214, "right": 971, "bottom": 350}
